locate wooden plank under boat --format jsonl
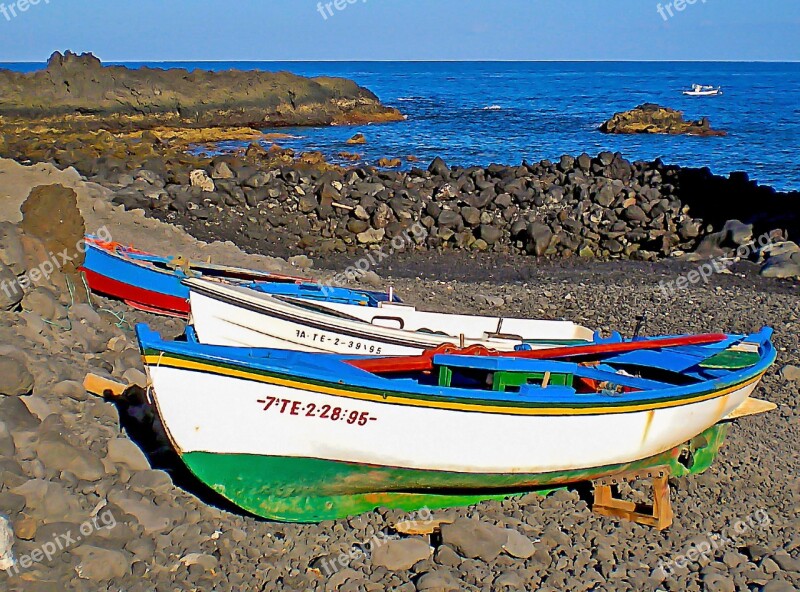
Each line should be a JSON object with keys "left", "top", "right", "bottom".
{"left": 136, "top": 324, "right": 776, "bottom": 523}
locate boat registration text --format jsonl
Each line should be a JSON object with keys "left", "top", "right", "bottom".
{"left": 294, "top": 330, "right": 384, "bottom": 354}
{"left": 257, "top": 396, "right": 378, "bottom": 427}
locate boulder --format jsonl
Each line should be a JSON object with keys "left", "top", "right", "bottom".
{"left": 780, "top": 365, "right": 800, "bottom": 382}
{"left": 357, "top": 228, "right": 385, "bottom": 245}
{"left": 0, "top": 222, "right": 26, "bottom": 275}
{"left": 106, "top": 438, "right": 151, "bottom": 472}
{"left": 526, "top": 222, "right": 553, "bottom": 257}
{"left": 599, "top": 103, "right": 726, "bottom": 137}
{"left": 371, "top": 538, "right": 432, "bottom": 571}
{"left": 0, "top": 357, "right": 34, "bottom": 397}
{"left": 346, "top": 133, "right": 367, "bottom": 145}
{"left": 72, "top": 545, "right": 131, "bottom": 581}
{"left": 428, "top": 157, "right": 450, "bottom": 177}
{"left": 479, "top": 224, "right": 503, "bottom": 245}
{"left": 21, "top": 287, "right": 68, "bottom": 321}
{"left": 378, "top": 157, "right": 402, "bottom": 168}
{"left": 20, "top": 184, "right": 86, "bottom": 276}
{"left": 440, "top": 518, "right": 509, "bottom": 562}
{"left": 189, "top": 169, "right": 215, "bottom": 192}
{"left": 36, "top": 431, "right": 106, "bottom": 482}
{"left": 0, "top": 515, "right": 14, "bottom": 571}
{"left": 0, "top": 262, "right": 22, "bottom": 310}
{"left": 761, "top": 242, "right": 800, "bottom": 279}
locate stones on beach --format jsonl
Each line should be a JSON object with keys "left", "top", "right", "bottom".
{"left": 105, "top": 437, "right": 151, "bottom": 471}
{"left": 0, "top": 357, "right": 34, "bottom": 397}
{"left": 0, "top": 514, "right": 15, "bottom": 571}
{"left": 72, "top": 545, "right": 131, "bottom": 580}
{"left": 780, "top": 365, "right": 800, "bottom": 382}
{"left": 760, "top": 242, "right": 800, "bottom": 279}
{"left": 440, "top": 518, "right": 509, "bottom": 562}
{"left": 21, "top": 287, "right": 68, "bottom": 322}
{"left": 0, "top": 262, "right": 22, "bottom": 310}
{"left": 502, "top": 529, "right": 537, "bottom": 559}
{"left": 35, "top": 429, "right": 106, "bottom": 482}
{"left": 190, "top": 169, "right": 216, "bottom": 193}
{"left": 371, "top": 538, "right": 432, "bottom": 570}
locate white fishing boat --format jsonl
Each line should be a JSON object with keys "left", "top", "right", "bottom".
{"left": 185, "top": 278, "right": 596, "bottom": 354}
{"left": 136, "top": 324, "right": 776, "bottom": 522}
{"left": 683, "top": 84, "right": 723, "bottom": 97}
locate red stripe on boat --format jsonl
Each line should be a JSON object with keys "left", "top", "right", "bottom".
{"left": 81, "top": 269, "right": 190, "bottom": 317}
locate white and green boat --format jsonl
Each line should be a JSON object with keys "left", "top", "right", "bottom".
{"left": 136, "top": 324, "right": 776, "bottom": 523}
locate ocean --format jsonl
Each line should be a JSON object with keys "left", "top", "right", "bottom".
{"left": 4, "top": 61, "right": 800, "bottom": 191}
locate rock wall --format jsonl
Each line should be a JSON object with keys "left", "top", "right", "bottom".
{"left": 108, "top": 151, "right": 800, "bottom": 263}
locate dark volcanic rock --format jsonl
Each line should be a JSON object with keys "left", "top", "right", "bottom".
{"left": 600, "top": 103, "right": 727, "bottom": 137}
{"left": 0, "top": 51, "right": 404, "bottom": 129}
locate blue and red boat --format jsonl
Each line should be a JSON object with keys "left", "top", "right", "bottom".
{"left": 80, "top": 237, "right": 399, "bottom": 317}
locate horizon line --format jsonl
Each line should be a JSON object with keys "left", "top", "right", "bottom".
{"left": 2, "top": 59, "right": 799, "bottom": 64}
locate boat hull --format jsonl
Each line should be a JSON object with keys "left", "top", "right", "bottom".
{"left": 81, "top": 242, "right": 191, "bottom": 316}
{"left": 181, "top": 424, "right": 729, "bottom": 522}
{"left": 82, "top": 268, "right": 190, "bottom": 316}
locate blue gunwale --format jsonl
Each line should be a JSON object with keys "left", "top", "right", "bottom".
{"left": 137, "top": 325, "right": 776, "bottom": 415}
{"left": 83, "top": 240, "right": 399, "bottom": 306}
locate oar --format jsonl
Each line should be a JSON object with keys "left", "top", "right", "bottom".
{"left": 348, "top": 333, "right": 728, "bottom": 374}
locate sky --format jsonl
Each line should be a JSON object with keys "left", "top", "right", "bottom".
{"left": 0, "top": 0, "right": 798, "bottom": 62}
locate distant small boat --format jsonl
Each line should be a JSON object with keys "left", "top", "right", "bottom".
{"left": 683, "top": 84, "right": 723, "bottom": 97}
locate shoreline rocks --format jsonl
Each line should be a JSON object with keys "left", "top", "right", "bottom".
{"left": 96, "top": 148, "right": 799, "bottom": 268}
{"left": 0, "top": 51, "right": 404, "bottom": 131}
{"left": 600, "top": 103, "right": 727, "bottom": 137}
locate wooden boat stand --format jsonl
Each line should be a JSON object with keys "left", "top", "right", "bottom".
{"left": 592, "top": 466, "right": 674, "bottom": 530}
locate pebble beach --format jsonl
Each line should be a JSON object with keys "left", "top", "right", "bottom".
{"left": 0, "top": 53, "right": 798, "bottom": 592}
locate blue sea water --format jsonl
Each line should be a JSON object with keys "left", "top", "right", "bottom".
{"left": 4, "top": 61, "right": 800, "bottom": 191}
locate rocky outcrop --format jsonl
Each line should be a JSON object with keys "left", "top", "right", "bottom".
{"left": 600, "top": 104, "right": 726, "bottom": 137}
{"left": 0, "top": 51, "right": 403, "bottom": 131}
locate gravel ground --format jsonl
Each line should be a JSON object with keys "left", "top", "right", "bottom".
{"left": 0, "top": 163, "right": 798, "bottom": 592}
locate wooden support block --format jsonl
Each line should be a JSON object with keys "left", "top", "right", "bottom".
{"left": 392, "top": 517, "right": 455, "bottom": 536}
{"left": 83, "top": 373, "right": 129, "bottom": 398}
{"left": 724, "top": 397, "right": 777, "bottom": 420}
{"left": 592, "top": 467, "right": 674, "bottom": 530}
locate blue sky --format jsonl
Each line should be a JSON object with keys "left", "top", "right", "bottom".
{"left": 0, "top": 0, "right": 797, "bottom": 62}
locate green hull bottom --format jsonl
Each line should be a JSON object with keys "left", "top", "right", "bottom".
{"left": 182, "top": 423, "right": 729, "bottom": 523}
